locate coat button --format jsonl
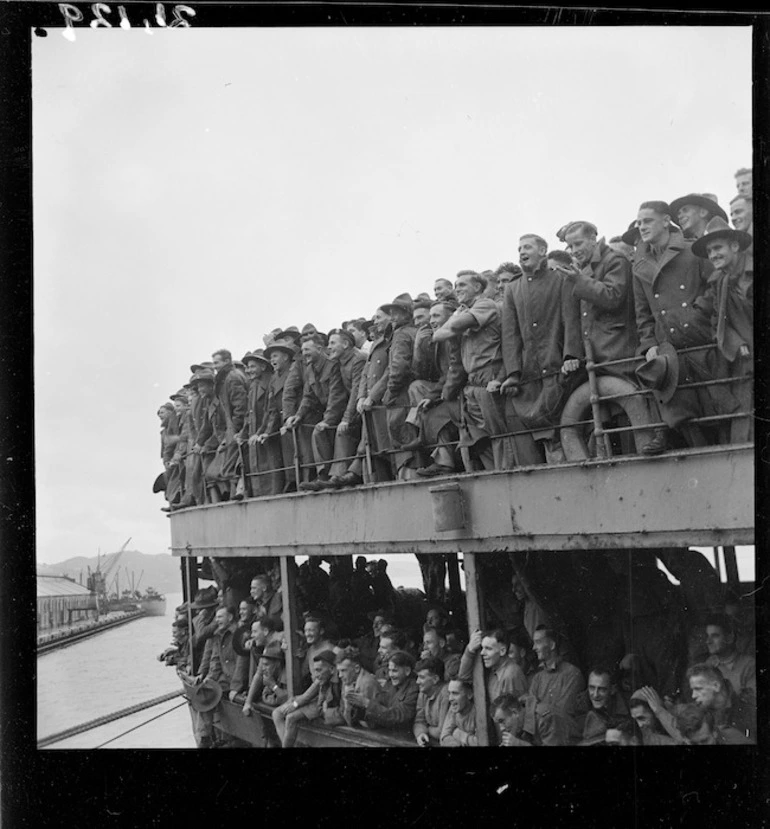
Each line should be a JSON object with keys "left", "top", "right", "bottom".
{"left": 533, "top": 322, "right": 538, "bottom": 327}
{"left": 680, "top": 285, "right": 685, "bottom": 289}
{"left": 654, "top": 293, "right": 660, "bottom": 299}
{"left": 661, "top": 310, "right": 666, "bottom": 315}
{"left": 681, "top": 302, "right": 687, "bottom": 307}
{"left": 542, "top": 369, "right": 547, "bottom": 375}
{"left": 583, "top": 312, "right": 588, "bottom": 317}
{"left": 528, "top": 277, "right": 532, "bottom": 282}
{"left": 670, "top": 327, "right": 675, "bottom": 333}
{"left": 683, "top": 323, "right": 689, "bottom": 328}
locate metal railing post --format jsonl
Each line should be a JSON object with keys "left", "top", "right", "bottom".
{"left": 584, "top": 338, "right": 611, "bottom": 459}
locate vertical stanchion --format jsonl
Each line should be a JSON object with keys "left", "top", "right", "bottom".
{"left": 291, "top": 428, "right": 302, "bottom": 487}
{"left": 184, "top": 554, "right": 197, "bottom": 675}
{"left": 361, "top": 410, "right": 374, "bottom": 482}
{"left": 458, "top": 395, "right": 473, "bottom": 473}
{"left": 462, "top": 552, "right": 489, "bottom": 746}
{"left": 447, "top": 553, "right": 463, "bottom": 622}
{"left": 280, "top": 556, "right": 303, "bottom": 698}
{"left": 584, "top": 338, "right": 611, "bottom": 459}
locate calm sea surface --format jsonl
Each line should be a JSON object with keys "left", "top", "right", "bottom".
{"left": 37, "top": 557, "right": 424, "bottom": 750}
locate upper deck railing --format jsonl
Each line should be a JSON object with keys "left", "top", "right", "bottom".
{"left": 168, "top": 342, "right": 754, "bottom": 559}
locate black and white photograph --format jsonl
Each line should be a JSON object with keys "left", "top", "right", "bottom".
{"left": 4, "top": 3, "right": 766, "bottom": 825}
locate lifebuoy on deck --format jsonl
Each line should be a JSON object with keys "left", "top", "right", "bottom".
{"left": 560, "top": 377, "right": 655, "bottom": 461}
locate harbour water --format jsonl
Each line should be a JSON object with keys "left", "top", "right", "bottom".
{"left": 37, "top": 557, "right": 425, "bottom": 749}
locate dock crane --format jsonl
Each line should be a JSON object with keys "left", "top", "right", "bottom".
{"left": 87, "top": 537, "right": 132, "bottom": 616}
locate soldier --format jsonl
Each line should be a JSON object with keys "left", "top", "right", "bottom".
{"left": 191, "top": 369, "right": 228, "bottom": 503}
{"left": 631, "top": 200, "right": 721, "bottom": 454}
{"left": 434, "top": 277, "right": 456, "bottom": 303}
{"left": 692, "top": 215, "right": 753, "bottom": 443}
{"left": 211, "top": 349, "right": 248, "bottom": 500}
{"left": 178, "top": 367, "right": 209, "bottom": 508}
{"left": 412, "top": 293, "right": 433, "bottom": 329}
{"left": 167, "top": 389, "right": 191, "bottom": 509}
{"left": 558, "top": 221, "right": 637, "bottom": 373}
{"left": 236, "top": 350, "right": 273, "bottom": 498}
{"left": 285, "top": 333, "right": 347, "bottom": 488}
{"left": 256, "top": 338, "right": 299, "bottom": 494}
{"left": 500, "top": 235, "right": 584, "bottom": 464}
{"left": 302, "top": 329, "right": 366, "bottom": 492}
{"left": 668, "top": 193, "right": 727, "bottom": 241}
{"left": 734, "top": 167, "right": 752, "bottom": 198}
{"left": 440, "top": 680, "right": 478, "bottom": 747}
{"left": 378, "top": 293, "right": 417, "bottom": 479}
{"left": 157, "top": 403, "right": 180, "bottom": 511}
{"left": 432, "top": 271, "right": 515, "bottom": 471}
{"left": 326, "top": 307, "right": 393, "bottom": 487}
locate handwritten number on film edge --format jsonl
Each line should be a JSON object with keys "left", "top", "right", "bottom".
{"left": 58, "top": 3, "right": 196, "bottom": 38}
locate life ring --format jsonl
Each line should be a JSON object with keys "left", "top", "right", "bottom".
{"left": 560, "top": 376, "right": 655, "bottom": 461}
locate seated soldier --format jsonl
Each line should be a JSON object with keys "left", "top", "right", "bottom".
{"left": 492, "top": 694, "right": 532, "bottom": 747}
{"left": 244, "top": 615, "right": 283, "bottom": 684}
{"left": 521, "top": 625, "right": 585, "bottom": 746}
{"left": 425, "top": 606, "right": 449, "bottom": 635}
{"left": 686, "top": 663, "right": 755, "bottom": 743}
{"left": 355, "top": 610, "right": 394, "bottom": 673}
{"left": 242, "top": 641, "right": 288, "bottom": 715}
{"left": 675, "top": 702, "right": 752, "bottom": 746}
{"left": 249, "top": 573, "right": 283, "bottom": 621}
{"left": 335, "top": 648, "right": 380, "bottom": 727}
{"left": 604, "top": 721, "right": 640, "bottom": 747}
{"left": 574, "top": 667, "right": 631, "bottom": 746}
{"left": 298, "top": 616, "right": 335, "bottom": 688}
{"left": 272, "top": 650, "right": 342, "bottom": 747}
{"left": 627, "top": 693, "right": 677, "bottom": 745}
{"left": 420, "top": 627, "right": 461, "bottom": 681}
{"left": 413, "top": 656, "right": 450, "bottom": 747}
{"left": 440, "top": 679, "right": 478, "bottom": 746}
{"left": 458, "top": 628, "right": 529, "bottom": 739}
{"left": 373, "top": 628, "right": 408, "bottom": 685}
{"left": 350, "top": 651, "right": 419, "bottom": 731}
{"left": 704, "top": 614, "right": 756, "bottom": 696}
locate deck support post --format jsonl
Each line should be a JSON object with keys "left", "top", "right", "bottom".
{"left": 462, "top": 552, "right": 489, "bottom": 747}
{"left": 280, "top": 556, "right": 303, "bottom": 698}
{"left": 447, "top": 553, "right": 463, "bottom": 623}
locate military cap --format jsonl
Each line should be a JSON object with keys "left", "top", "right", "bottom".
{"left": 691, "top": 216, "right": 752, "bottom": 259}
{"left": 313, "top": 649, "right": 337, "bottom": 667}
{"left": 190, "top": 368, "right": 216, "bottom": 385}
{"left": 170, "top": 388, "right": 189, "bottom": 402}
{"left": 241, "top": 348, "right": 273, "bottom": 369}
{"left": 275, "top": 327, "right": 302, "bottom": 346}
{"left": 621, "top": 221, "right": 640, "bottom": 247}
{"left": 669, "top": 193, "right": 727, "bottom": 223}
{"left": 259, "top": 641, "right": 285, "bottom": 663}
{"left": 264, "top": 338, "right": 299, "bottom": 360}
{"left": 301, "top": 323, "right": 318, "bottom": 336}
{"left": 329, "top": 327, "right": 356, "bottom": 348}
{"left": 379, "top": 293, "right": 414, "bottom": 316}
{"left": 190, "top": 361, "right": 215, "bottom": 373}
{"left": 413, "top": 292, "right": 433, "bottom": 310}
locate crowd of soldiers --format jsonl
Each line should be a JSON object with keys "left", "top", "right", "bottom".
{"left": 160, "top": 551, "right": 756, "bottom": 748}
{"left": 156, "top": 169, "right": 754, "bottom": 505}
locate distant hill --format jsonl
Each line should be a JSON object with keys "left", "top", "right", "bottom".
{"left": 36, "top": 549, "right": 182, "bottom": 594}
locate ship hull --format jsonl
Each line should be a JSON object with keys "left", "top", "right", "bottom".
{"left": 139, "top": 597, "right": 166, "bottom": 616}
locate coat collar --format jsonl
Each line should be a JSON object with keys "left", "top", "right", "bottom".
{"left": 633, "top": 229, "right": 688, "bottom": 285}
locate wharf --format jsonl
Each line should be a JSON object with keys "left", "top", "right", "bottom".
{"left": 37, "top": 608, "right": 145, "bottom": 654}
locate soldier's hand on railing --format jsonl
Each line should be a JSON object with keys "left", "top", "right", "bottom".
{"left": 242, "top": 702, "right": 253, "bottom": 717}
{"left": 314, "top": 421, "right": 330, "bottom": 432}
{"left": 645, "top": 346, "right": 659, "bottom": 362}
{"left": 416, "top": 733, "right": 430, "bottom": 747}
{"left": 228, "top": 691, "right": 239, "bottom": 702}
{"left": 468, "top": 629, "right": 483, "bottom": 653}
{"left": 486, "top": 380, "right": 502, "bottom": 394}
{"left": 561, "top": 359, "right": 581, "bottom": 375}
{"left": 739, "top": 345, "right": 750, "bottom": 358}
{"left": 192, "top": 445, "right": 203, "bottom": 455}
{"left": 416, "top": 398, "right": 434, "bottom": 412}
{"left": 248, "top": 434, "right": 259, "bottom": 447}
{"left": 282, "top": 416, "right": 300, "bottom": 433}
{"left": 500, "top": 377, "right": 521, "bottom": 396}
{"left": 256, "top": 433, "right": 268, "bottom": 445}
{"left": 338, "top": 421, "right": 350, "bottom": 435}
{"left": 360, "top": 397, "right": 374, "bottom": 413}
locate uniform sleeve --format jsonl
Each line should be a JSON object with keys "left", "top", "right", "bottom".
{"left": 228, "top": 374, "right": 248, "bottom": 433}
{"left": 439, "top": 710, "right": 461, "bottom": 746}
{"left": 343, "top": 353, "right": 366, "bottom": 425}
{"left": 383, "top": 329, "right": 416, "bottom": 404}
{"left": 633, "top": 273, "right": 658, "bottom": 355}
{"left": 296, "top": 371, "right": 320, "bottom": 422}
{"left": 323, "top": 361, "right": 348, "bottom": 428}
{"left": 571, "top": 255, "right": 631, "bottom": 311}
{"left": 229, "top": 654, "right": 250, "bottom": 694}
{"left": 501, "top": 282, "right": 524, "bottom": 380}
{"left": 281, "top": 362, "right": 303, "bottom": 420}
{"left": 457, "top": 647, "right": 476, "bottom": 683}
{"left": 207, "top": 640, "right": 222, "bottom": 682}
{"left": 560, "top": 275, "right": 584, "bottom": 361}
{"left": 500, "top": 662, "right": 530, "bottom": 697}
{"left": 368, "top": 355, "right": 391, "bottom": 404}
{"left": 412, "top": 326, "right": 435, "bottom": 381}
{"left": 442, "top": 339, "right": 468, "bottom": 400}
{"left": 365, "top": 682, "right": 419, "bottom": 728}
{"left": 413, "top": 693, "right": 428, "bottom": 739}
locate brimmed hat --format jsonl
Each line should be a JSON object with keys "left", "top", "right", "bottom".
{"left": 190, "top": 368, "right": 216, "bottom": 385}
{"left": 301, "top": 323, "right": 318, "bottom": 337}
{"left": 259, "top": 641, "right": 285, "bottom": 663}
{"left": 190, "top": 587, "right": 219, "bottom": 610}
{"left": 152, "top": 472, "right": 167, "bottom": 493}
{"left": 329, "top": 327, "right": 356, "bottom": 348}
{"left": 170, "top": 388, "right": 189, "bottom": 402}
{"left": 413, "top": 292, "right": 433, "bottom": 310}
{"left": 232, "top": 625, "right": 253, "bottom": 657}
{"left": 379, "top": 293, "right": 414, "bottom": 316}
{"left": 275, "top": 327, "right": 302, "bottom": 346}
{"left": 350, "top": 318, "right": 373, "bottom": 334}
{"left": 669, "top": 193, "right": 727, "bottom": 223}
{"left": 691, "top": 216, "right": 752, "bottom": 259}
{"left": 264, "top": 339, "right": 299, "bottom": 360}
{"left": 621, "top": 221, "right": 640, "bottom": 247}
{"left": 241, "top": 348, "right": 273, "bottom": 369}
{"left": 190, "top": 361, "right": 215, "bottom": 374}
{"left": 184, "top": 677, "right": 223, "bottom": 713}
{"left": 634, "top": 341, "right": 679, "bottom": 405}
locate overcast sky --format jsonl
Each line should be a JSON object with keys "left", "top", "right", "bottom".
{"left": 33, "top": 26, "right": 752, "bottom": 565}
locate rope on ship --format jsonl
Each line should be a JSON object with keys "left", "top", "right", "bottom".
{"left": 37, "top": 690, "right": 186, "bottom": 748}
